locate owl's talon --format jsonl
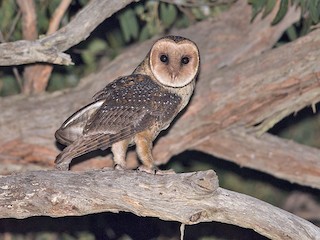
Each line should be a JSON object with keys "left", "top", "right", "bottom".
{"left": 114, "top": 164, "right": 126, "bottom": 170}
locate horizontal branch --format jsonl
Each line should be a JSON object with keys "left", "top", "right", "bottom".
{"left": 0, "top": 0, "right": 135, "bottom": 66}
{"left": 0, "top": 170, "right": 318, "bottom": 239}
{"left": 0, "top": 40, "right": 73, "bottom": 66}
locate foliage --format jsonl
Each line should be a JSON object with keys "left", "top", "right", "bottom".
{"left": 249, "top": 0, "right": 320, "bottom": 41}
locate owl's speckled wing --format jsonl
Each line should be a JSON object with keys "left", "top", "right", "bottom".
{"left": 55, "top": 74, "right": 181, "bottom": 168}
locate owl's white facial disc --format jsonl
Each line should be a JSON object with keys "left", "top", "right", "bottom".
{"left": 149, "top": 38, "right": 200, "bottom": 88}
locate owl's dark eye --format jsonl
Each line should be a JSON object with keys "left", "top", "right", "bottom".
{"left": 160, "top": 54, "right": 168, "bottom": 63}
{"left": 181, "top": 57, "right": 189, "bottom": 65}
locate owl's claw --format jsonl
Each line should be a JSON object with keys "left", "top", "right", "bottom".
{"left": 114, "top": 164, "right": 126, "bottom": 170}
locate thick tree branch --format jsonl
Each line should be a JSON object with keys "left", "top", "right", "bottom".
{"left": 194, "top": 130, "right": 320, "bottom": 189}
{"left": 1, "top": 1, "right": 317, "bottom": 190}
{"left": 0, "top": 170, "right": 319, "bottom": 239}
{"left": 0, "top": 0, "right": 135, "bottom": 66}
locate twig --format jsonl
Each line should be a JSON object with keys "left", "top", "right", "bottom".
{"left": 47, "top": 0, "right": 72, "bottom": 34}
{"left": 7, "top": 10, "right": 21, "bottom": 42}
{"left": 28, "top": 0, "right": 73, "bottom": 93}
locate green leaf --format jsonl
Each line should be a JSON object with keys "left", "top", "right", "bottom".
{"left": 0, "top": 0, "right": 15, "bottom": 37}
{"left": 272, "top": 0, "right": 288, "bottom": 25}
{"left": 262, "top": 0, "right": 276, "bottom": 18}
{"left": 308, "top": 0, "right": 320, "bottom": 23}
{"left": 118, "top": 9, "right": 139, "bottom": 42}
{"left": 191, "top": 7, "right": 206, "bottom": 20}
{"left": 106, "top": 29, "right": 125, "bottom": 55}
{"left": 0, "top": 76, "right": 19, "bottom": 96}
{"left": 125, "top": 9, "right": 139, "bottom": 40}
{"left": 286, "top": 25, "right": 298, "bottom": 41}
{"left": 249, "top": 0, "right": 267, "bottom": 20}
{"left": 139, "top": 25, "right": 150, "bottom": 42}
{"left": 160, "top": 3, "right": 177, "bottom": 28}
{"left": 118, "top": 11, "right": 131, "bottom": 42}
{"left": 88, "top": 39, "right": 107, "bottom": 54}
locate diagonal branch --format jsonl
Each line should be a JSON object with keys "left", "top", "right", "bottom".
{"left": 0, "top": 170, "right": 319, "bottom": 239}
{"left": 0, "top": 0, "right": 135, "bottom": 66}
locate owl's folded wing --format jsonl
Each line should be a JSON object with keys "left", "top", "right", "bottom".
{"left": 55, "top": 107, "right": 156, "bottom": 169}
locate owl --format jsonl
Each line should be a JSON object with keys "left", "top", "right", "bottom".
{"left": 55, "top": 35, "right": 200, "bottom": 172}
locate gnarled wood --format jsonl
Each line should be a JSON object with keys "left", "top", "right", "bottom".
{"left": 0, "top": 170, "right": 319, "bottom": 240}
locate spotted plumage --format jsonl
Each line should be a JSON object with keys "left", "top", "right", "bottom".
{"left": 55, "top": 36, "right": 200, "bottom": 171}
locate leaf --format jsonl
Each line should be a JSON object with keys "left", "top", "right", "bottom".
{"left": 139, "top": 25, "right": 150, "bottom": 42}
{"left": 0, "top": 0, "right": 15, "bottom": 35}
{"left": 106, "top": 29, "right": 125, "bottom": 54}
{"left": 272, "top": 0, "right": 288, "bottom": 25}
{"left": 286, "top": 25, "right": 298, "bottom": 41}
{"left": 0, "top": 76, "right": 19, "bottom": 96}
{"left": 249, "top": 0, "right": 267, "bottom": 20}
{"left": 160, "top": 3, "right": 177, "bottom": 28}
{"left": 118, "top": 10, "right": 131, "bottom": 42}
{"left": 118, "top": 9, "right": 139, "bottom": 42}
{"left": 308, "top": 0, "right": 320, "bottom": 23}
{"left": 262, "top": 0, "right": 276, "bottom": 18}
{"left": 88, "top": 39, "right": 108, "bottom": 54}
{"left": 125, "top": 8, "right": 139, "bottom": 40}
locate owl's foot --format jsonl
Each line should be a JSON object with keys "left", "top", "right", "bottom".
{"left": 114, "top": 164, "right": 127, "bottom": 170}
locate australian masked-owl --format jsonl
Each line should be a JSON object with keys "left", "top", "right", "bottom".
{"left": 55, "top": 35, "right": 200, "bottom": 171}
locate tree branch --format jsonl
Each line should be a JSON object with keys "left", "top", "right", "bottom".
{"left": 194, "top": 130, "right": 320, "bottom": 189}
{"left": 0, "top": 169, "right": 319, "bottom": 239}
{"left": 1, "top": 1, "right": 316, "bottom": 190}
{"left": 0, "top": 0, "right": 135, "bottom": 66}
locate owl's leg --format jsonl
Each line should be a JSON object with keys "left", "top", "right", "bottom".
{"left": 111, "top": 139, "right": 129, "bottom": 169}
{"left": 135, "top": 131, "right": 157, "bottom": 173}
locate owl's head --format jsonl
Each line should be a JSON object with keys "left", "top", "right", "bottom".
{"left": 149, "top": 36, "right": 200, "bottom": 88}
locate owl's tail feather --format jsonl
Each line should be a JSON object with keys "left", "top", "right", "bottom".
{"left": 55, "top": 126, "right": 136, "bottom": 170}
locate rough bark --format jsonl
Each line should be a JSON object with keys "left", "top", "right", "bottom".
{"left": 0, "top": 0, "right": 135, "bottom": 66}
{"left": 0, "top": 169, "right": 319, "bottom": 240}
